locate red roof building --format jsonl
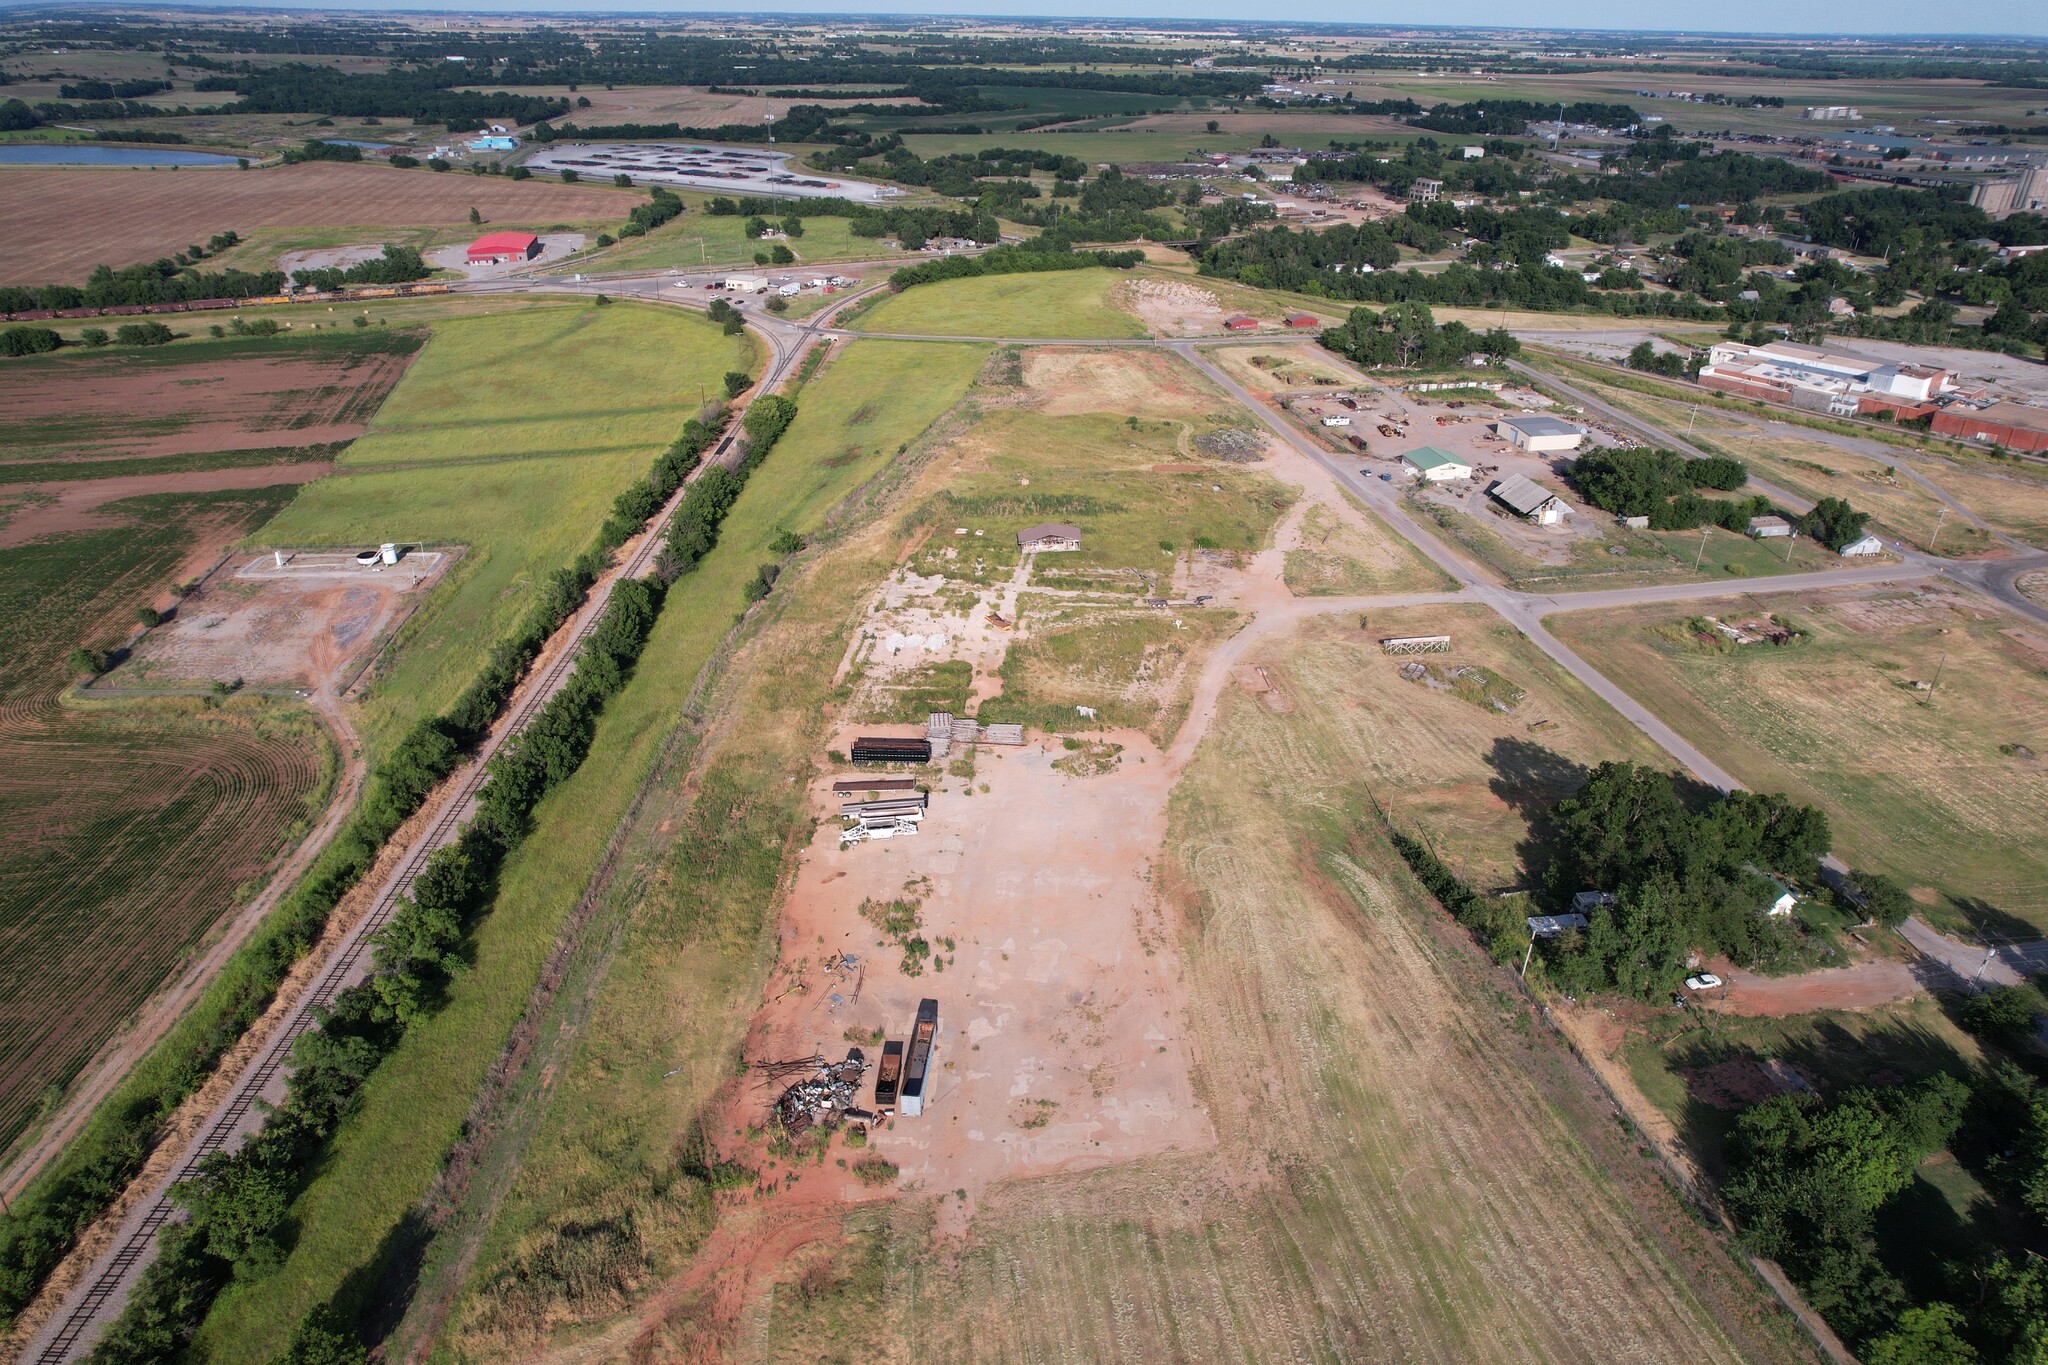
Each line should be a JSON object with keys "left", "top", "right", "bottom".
{"left": 1222, "top": 316, "right": 1259, "bottom": 331}
{"left": 1931, "top": 401, "right": 2048, "bottom": 452}
{"left": 467, "top": 231, "right": 541, "bottom": 264}
{"left": 1283, "top": 313, "right": 1319, "bottom": 329}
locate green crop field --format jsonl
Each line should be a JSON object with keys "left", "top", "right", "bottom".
{"left": 191, "top": 340, "right": 992, "bottom": 1364}
{"left": 851, "top": 267, "right": 1148, "bottom": 339}
{"left": 1553, "top": 593, "right": 2048, "bottom": 936}
{"left": 258, "top": 301, "right": 753, "bottom": 764}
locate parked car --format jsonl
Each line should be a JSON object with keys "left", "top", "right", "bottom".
{"left": 1684, "top": 973, "right": 1723, "bottom": 991}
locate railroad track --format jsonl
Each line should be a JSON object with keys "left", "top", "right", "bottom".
{"left": 18, "top": 394, "right": 779, "bottom": 1363}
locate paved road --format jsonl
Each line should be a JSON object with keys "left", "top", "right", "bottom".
{"left": 18, "top": 319, "right": 818, "bottom": 1365}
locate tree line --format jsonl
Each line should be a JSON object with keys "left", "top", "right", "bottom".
{"left": 1318, "top": 302, "right": 1519, "bottom": 369}
{"left": 886, "top": 243, "right": 1144, "bottom": 292}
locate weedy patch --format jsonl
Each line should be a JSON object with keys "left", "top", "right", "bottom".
{"left": 1397, "top": 661, "right": 1526, "bottom": 714}
{"left": 1053, "top": 737, "right": 1125, "bottom": 776}
{"left": 858, "top": 896, "right": 931, "bottom": 975}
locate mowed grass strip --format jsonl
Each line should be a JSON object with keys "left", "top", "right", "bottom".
{"left": 255, "top": 302, "right": 752, "bottom": 765}
{"left": 192, "top": 340, "right": 989, "bottom": 1364}
{"left": 851, "top": 267, "right": 1148, "bottom": 339}
{"left": 1552, "top": 595, "right": 2048, "bottom": 933}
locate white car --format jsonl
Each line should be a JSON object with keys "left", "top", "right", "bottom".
{"left": 1684, "top": 973, "right": 1723, "bottom": 991}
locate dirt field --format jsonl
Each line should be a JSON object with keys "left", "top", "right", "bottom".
{"left": 1203, "top": 340, "right": 1371, "bottom": 395}
{"left": 736, "top": 730, "right": 1210, "bottom": 1228}
{"left": 0, "top": 162, "right": 639, "bottom": 282}
{"left": 100, "top": 549, "right": 451, "bottom": 696}
{"left": 1, "top": 333, "right": 417, "bottom": 467}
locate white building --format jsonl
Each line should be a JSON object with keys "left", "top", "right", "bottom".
{"left": 1402, "top": 447, "right": 1473, "bottom": 482}
{"left": 723, "top": 276, "right": 769, "bottom": 293}
{"left": 1498, "top": 414, "right": 1586, "bottom": 452}
{"left": 1838, "top": 532, "right": 1884, "bottom": 557}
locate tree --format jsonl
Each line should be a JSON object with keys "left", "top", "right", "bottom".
{"left": 770, "top": 243, "right": 796, "bottom": 265}
{"left": 277, "top": 1306, "right": 368, "bottom": 1365}
{"left": 114, "top": 321, "right": 174, "bottom": 347}
{"left": 171, "top": 1153, "right": 290, "bottom": 1272}
{"left": 1798, "top": 496, "right": 1871, "bottom": 551}
{"left": 765, "top": 295, "right": 788, "bottom": 313}
{"left": 723, "top": 370, "right": 752, "bottom": 399}
{"left": 508, "top": 165, "right": 531, "bottom": 181}
{"left": 68, "top": 646, "right": 105, "bottom": 676}
{"left": 613, "top": 172, "right": 632, "bottom": 188}
{"left": 1960, "top": 985, "right": 2042, "bottom": 1044}
{"left": 1854, "top": 871, "right": 1915, "bottom": 927}
{"left": 1, "top": 325, "right": 61, "bottom": 357}
{"left": 1863, "top": 1304, "right": 1978, "bottom": 1365}
{"left": 560, "top": 168, "right": 579, "bottom": 183}
{"left": 1206, "top": 119, "right": 1220, "bottom": 133}
{"left": 135, "top": 606, "right": 161, "bottom": 628}
{"left": 783, "top": 215, "right": 804, "bottom": 239}
{"left": 80, "top": 327, "right": 110, "bottom": 348}
{"left": 468, "top": 206, "right": 481, "bottom": 225}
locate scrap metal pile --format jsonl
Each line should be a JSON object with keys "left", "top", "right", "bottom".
{"left": 763, "top": 1053, "right": 869, "bottom": 1136}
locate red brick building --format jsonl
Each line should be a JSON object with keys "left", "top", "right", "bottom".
{"left": 1931, "top": 401, "right": 2048, "bottom": 452}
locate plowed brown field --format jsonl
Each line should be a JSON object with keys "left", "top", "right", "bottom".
{"left": 0, "top": 162, "right": 637, "bottom": 282}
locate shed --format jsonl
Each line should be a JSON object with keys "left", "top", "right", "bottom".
{"left": 1497, "top": 414, "right": 1586, "bottom": 452}
{"left": 1017, "top": 522, "right": 1082, "bottom": 552}
{"left": 466, "top": 231, "right": 540, "bottom": 264}
{"left": 1222, "top": 316, "right": 1260, "bottom": 331}
{"left": 1749, "top": 868, "right": 1797, "bottom": 916}
{"left": 1486, "top": 473, "right": 1571, "bottom": 525}
{"left": 1571, "top": 891, "right": 1618, "bottom": 915}
{"left": 1838, "top": 532, "right": 1884, "bottom": 557}
{"left": 1401, "top": 447, "right": 1474, "bottom": 482}
{"left": 1283, "top": 313, "right": 1320, "bottom": 329}
{"left": 1748, "top": 514, "right": 1793, "bottom": 539}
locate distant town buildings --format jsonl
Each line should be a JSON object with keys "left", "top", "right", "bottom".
{"left": 1699, "top": 340, "right": 1955, "bottom": 418}
{"left": 1804, "top": 105, "right": 1861, "bottom": 120}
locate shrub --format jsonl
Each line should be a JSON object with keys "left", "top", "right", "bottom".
{"left": 114, "top": 321, "right": 174, "bottom": 347}
{"left": 80, "top": 327, "right": 110, "bottom": 348}
{"left": 1, "top": 325, "right": 61, "bottom": 356}
{"left": 1960, "top": 985, "right": 2042, "bottom": 1043}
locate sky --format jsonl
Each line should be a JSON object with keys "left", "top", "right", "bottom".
{"left": 144, "top": 0, "right": 2048, "bottom": 38}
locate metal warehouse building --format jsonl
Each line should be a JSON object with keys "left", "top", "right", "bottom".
{"left": 466, "top": 231, "right": 541, "bottom": 264}
{"left": 1497, "top": 414, "right": 1587, "bottom": 452}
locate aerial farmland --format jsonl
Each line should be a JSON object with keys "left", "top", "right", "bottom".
{"left": 3, "top": 9, "right": 2048, "bottom": 1365}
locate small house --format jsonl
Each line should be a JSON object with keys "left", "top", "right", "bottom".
{"left": 1748, "top": 515, "right": 1793, "bottom": 539}
{"left": 1571, "top": 891, "right": 1618, "bottom": 916}
{"left": 1838, "top": 532, "right": 1883, "bottom": 557}
{"left": 1498, "top": 414, "right": 1586, "bottom": 452}
{"left": 1487, "top": 473, "right": 1571, "bottom": 525}
{"left": 1222, "top": 316, "right": 1260, "bottom": 331}
{"left": 1283, "top": 313, "right": 1320, "bottom": 329}
{"left": 1401, "top": 447, "right": 1474, "bottom": 482}
{"left": 1752, "top": 870, "right": 1798, "bottom": 917}
{"left": 1017, "top": 523, "right": 1082, "bottom": 553}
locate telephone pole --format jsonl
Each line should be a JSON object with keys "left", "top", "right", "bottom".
{"left": 1930, "top": 504, "right": 1948, "bottom": 552}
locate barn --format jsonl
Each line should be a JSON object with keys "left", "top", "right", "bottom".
{"left": 1486, "top": 473, "right": 1571, "bottom": 525}
{"left": 466, "top": 231, "right": 541, "bottom": 265}
{"left": 1283, "top": 313, "right": 1320, "bottom": 329}
{"left": 1222, "top": 316, "right": 1260, "bottom": 331}
{"left": 1401, "top": 447, "right": 1474, "bottom": 482}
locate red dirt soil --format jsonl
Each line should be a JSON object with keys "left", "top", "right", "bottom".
{"left": 2, "top": 347, "right": 414, "bottom": 464}
{"left": 0, "top": 464, "right": 331, "bottom": 549}
{"left": 0, "top": 162, "right": 640, "bottom": 283}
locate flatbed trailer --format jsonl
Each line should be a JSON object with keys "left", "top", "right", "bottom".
{"left": 899, "top": 999, "right": 938, "bottom": 1117}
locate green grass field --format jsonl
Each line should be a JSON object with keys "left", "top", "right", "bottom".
{"left": 190, "top": 340, "right": 991, "bottom": 1364}
{"left": 585, "top": 200, "right": 909, "bottom": 274}
{"left": 851, "top": 267, "right": 1147, "bottom": 339}
{"left": 256, "top": 302, "right": 752, "bottom": 764}
{"left": 1553, "top": 595, "right": 2048, "bottom": 936}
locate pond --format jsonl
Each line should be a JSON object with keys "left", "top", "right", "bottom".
{"left": 0, "top": 144, "right": 244, "bottom": 167}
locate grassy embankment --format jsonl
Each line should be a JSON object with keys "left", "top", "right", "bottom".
{"left": 588, "top": 198, "right": 908, "bottom": 274}
{"left": 733, "top": 607, "right": 1816, "bottom": 1364}
{"left": 190, "top": 339, "right": 991, "bottom": 1364}
{"left": 254, "top": 301, "right": 751, "bottom": 765}
{"left": 1553, "top": 597, "right": 2048, "bottom": 936}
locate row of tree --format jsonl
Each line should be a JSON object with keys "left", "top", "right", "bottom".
{"left": 0, "top": 330, "right": 736, "bottom": 1335}
{"left": 289, "top": 244, "right": 429, "bottom": 293}
{"left": 886, "top": 243, "right": 1144, "bottom": 292}
{"left": 90, "top": 383, "right": 803, "bottom": 1364}
{"left": 1318, "top": 302, "right": 1518, "bottom": 369}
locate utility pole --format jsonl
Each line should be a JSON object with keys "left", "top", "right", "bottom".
{"left": 1686, "top": 403, "right": 1700, "bottom": 434}
{"left": 1695, "top": 526, "right": 1711, "bottom": 569}
{"left": 1785, "top": 528, "right": 1797, "bottom": 563}
{"left": 1929, "top": 650, "right": 1948, "bottom": 698}
{"left": 1930, "top": 504, "right": 1948, "bottom": 552}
